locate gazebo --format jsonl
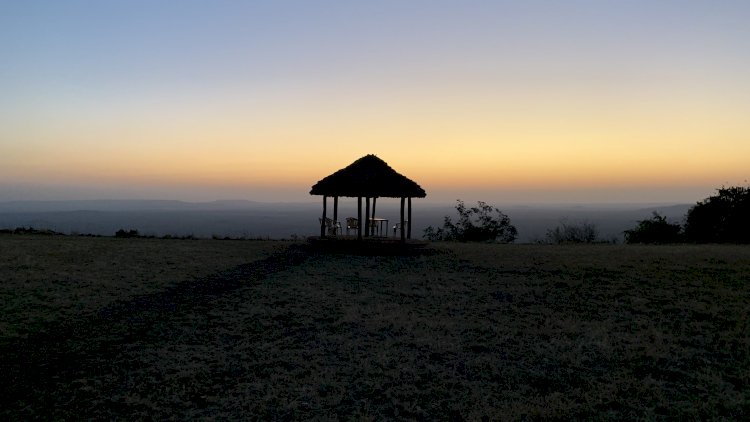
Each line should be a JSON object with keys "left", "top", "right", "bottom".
{"left": 310, "top": 154, "right": 427, "bottom": 242}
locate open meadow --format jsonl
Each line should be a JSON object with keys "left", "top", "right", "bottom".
{"left": 1, "top": 235, "right": 749, "bottom": 420}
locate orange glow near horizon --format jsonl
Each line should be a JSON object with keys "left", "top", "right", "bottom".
{"left": 5, "top": 107, "right": 748, "bottom": 189}
{"left": 7, "top": 124, "right": 747, "bottom": 195}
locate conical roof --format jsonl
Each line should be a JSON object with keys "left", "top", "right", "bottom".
{"left": 310, "top": 154, "right": 426, "bottom": 198}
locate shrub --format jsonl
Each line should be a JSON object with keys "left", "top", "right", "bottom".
{"left": 7, "top": 227, "right": 63, "bottom": 236}
{"left": 624, "top": 212, "right": 683, "bottom": 244}
{"left": 546, "top": 220, "right": 598, "bottom": 244}
{"left": 115, "top": 229, "right": 140, "bottom": 238}
{"left": 685, "top": 185, "right": 750, "bottom": 243}
{"left": 424, "top": 200, "right": 517, "bottom": 242}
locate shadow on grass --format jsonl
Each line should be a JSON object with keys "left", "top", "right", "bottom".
{"left": 0, "top": 244, "right": 312, "bottom": 419}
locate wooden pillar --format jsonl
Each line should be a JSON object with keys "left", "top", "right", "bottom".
{"left": 357, "top": 196, "right": 362, "bottom": 240}
{"left": 371, "top": 197, "right": 377, "bottom": 236}
{"left": 400, "top": 197, "right": 406, "bottom": 242}
{"left": 365, "top": 197, "right": 370, "bottom": 237}
{"left": 321, "top": 195, "right": 327, "bottom": 238}
{"left": 407, "top": 197, "right": 412, "bottom": 239}
{"left": 333, "top": 196, "right": 339, "bottom": 235}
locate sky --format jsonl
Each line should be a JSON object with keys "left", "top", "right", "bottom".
{"left": 1, "top": 0, "right": 749, "bottom": 204}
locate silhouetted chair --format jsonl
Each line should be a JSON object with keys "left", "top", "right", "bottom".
{"left": 393, "top": 221, "right": 409, "bottom": 237}
{"left": 346, "top": 217, "right": 359, "bottom": 235}
{"left": 319, "top": 217, "right": 341, "bottom": 236}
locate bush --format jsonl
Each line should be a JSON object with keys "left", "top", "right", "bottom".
{"left": 685, "top": 185, "right": 750, "bottom": 243}
{"left": 424, "top": 200, "right": 517, "bottom": 243}
{"left": 546, "top": 220, "right": 598, "bottom": 244}
{"left": 624, "top": 212, "right": 683, "bottom": 244}
{"left": 115, "top": 229, "right": 140, "bottom": 238}
{"left": 4, "top": 227, "right": 63, "bottom": 236}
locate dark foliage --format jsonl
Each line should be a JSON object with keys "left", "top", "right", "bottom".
{"left": 113, "top": 229, "right": 199, "bottom": 240}
{"left": 545, "top": 220, "right": 599, "bottom": 244}
{"left": 0, "top": 227, "right": 64, "bottom": 236}
{"left": 115, "top": 229, "right": 140, "bottom": 238}
{"left": 624, "top": 212, "right": 683, "bottom": 244}
{"left": 424, "top": 200, "right": 517, "bottom": 242}
{"left": 685, "top": 186, "right": 750, "bottom": 243}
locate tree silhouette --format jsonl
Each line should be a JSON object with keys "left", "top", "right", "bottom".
{"left": 424, "top": 200, "right": 517, "bottom": 242}
{"left": 685, "top": 186, "right": 750, "bottom": 243}
{"left": 624, "top": 212, "right": 682, "bottom": 244}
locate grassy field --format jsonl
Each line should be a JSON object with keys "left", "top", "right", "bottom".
{"left": 1, "top": 235, "right": 748, "bottom": 420}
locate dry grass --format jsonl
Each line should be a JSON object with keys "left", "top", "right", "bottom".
{"left": 0, "top": 235, "right": 283, "bottom": 341}
{"left": 1, "top": 236, "right": 749, "bottom": 420}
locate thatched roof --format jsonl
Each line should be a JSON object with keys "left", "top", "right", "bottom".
{"left": 310, "top": 154, "right": 426, "bottom": 198}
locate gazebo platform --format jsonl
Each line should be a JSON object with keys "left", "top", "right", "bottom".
{"left": 306, "top": 236, "right": 429, "bottom": 255}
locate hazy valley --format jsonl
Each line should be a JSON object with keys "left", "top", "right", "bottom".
{"left": 0, "top": 200, "right": 691, "bottom": 242}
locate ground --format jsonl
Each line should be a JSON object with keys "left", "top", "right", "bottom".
{"left": 1, "top": 235, "right": 749, "bottom": 420}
